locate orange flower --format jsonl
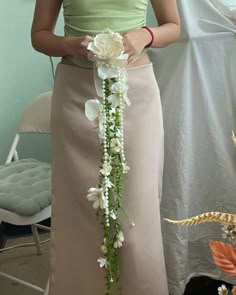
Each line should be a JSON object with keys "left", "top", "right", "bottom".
{"left": 209, "top": 240, "right": 236, "bottom": 275}
{"left": 233, "top": 286, "right": 236, "bottom": 295}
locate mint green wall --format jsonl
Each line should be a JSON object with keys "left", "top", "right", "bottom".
{"left": 0, "top": 1, "right": 63, "bottom": 165}
{"left": 147, "top": 2, "right": 158, "bottom": 26}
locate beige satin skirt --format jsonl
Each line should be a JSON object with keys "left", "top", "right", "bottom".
{"left": 49, "top": 62, "right": 168, "bottom": 295}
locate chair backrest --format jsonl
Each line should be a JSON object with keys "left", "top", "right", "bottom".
{"left": 17, "top": 92, "right": 52, "bottom": 134}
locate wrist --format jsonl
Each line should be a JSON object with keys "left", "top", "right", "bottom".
{"left": 141, "top": 26, "right": 154, "bottom": 48}
{"left": 63, "top": 36, "right": 83, "bottom": 56}
{"left": 63, "top": 37, "right": 75, "bottom": 56}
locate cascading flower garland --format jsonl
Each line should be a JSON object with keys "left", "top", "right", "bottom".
{"left": 84, "top": 28, "right": 134, "bottom": 294}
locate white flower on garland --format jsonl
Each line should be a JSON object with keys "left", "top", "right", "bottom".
{"left": 97, "top": 257, "right": 108, "bottom": 268}
{"left": 110, "top": 210, "right": 117, "bottom": 220}
{"left": 108, "top": 81, "right": 131, "bottom": 108}
{"left": 122, "top": 162, "right": 130, "bottom": 174}
{"left": 101, "top": 239, "right": 107, "bottom": 253}
{"left": 85, "top": 98, "right": 105, "bottom": 138}
{"left": 110, "top": 138, "right": 122, "bottom": 153}
{"left": 100, "top": 161, "right": 112, "bottom": 176}
{"left": 114, "top": 231, "right": 125, "bottom": 248}
{"left": 218, "top": 284, "right": 230, "bottom": 295}
{"left": 85, "top": 98, "right": 101, "bottom": 121}
{"left": 86, "top": 187, "right": 108, "bottom": 210}
{"left": 103, "top": 178, "right": 114, "bottom": 189}
{"left": 114, "top": 128, "right": 122, "bottom": 138}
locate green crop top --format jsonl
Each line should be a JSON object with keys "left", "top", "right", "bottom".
{"left": 62, "top": 0, "right": 149, "bottom": 68}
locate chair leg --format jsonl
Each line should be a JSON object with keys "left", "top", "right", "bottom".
{"left": 44, "top": 278, "right": 50, "bottom": 295}
{"left": 0, "top": 272, "right": 44, "bottom": 293}
{"left": 31, "top": 224, "right": 42, "bottom": 255}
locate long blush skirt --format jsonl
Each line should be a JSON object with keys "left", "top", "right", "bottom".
{"left": 49, "top": 62, "right": 168, "bottom": 295}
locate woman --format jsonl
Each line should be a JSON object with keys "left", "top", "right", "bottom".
{"left": 31, "top": 1, "right": 180, "bottom": 294}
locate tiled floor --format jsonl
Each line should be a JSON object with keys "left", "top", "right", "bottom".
{"left": 0, "top": 234, "right": 50, "bottom": 295}
{"left": 0, "top": 229, "right": 232, "bottom": 295}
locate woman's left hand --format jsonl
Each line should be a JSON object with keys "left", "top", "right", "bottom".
{"left": 122, "top": 28, "right": 152, "bottom": 63}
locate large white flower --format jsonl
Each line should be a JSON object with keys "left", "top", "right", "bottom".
{"left": 87, "top": 28, "right": 128, "bottom": 79}
{"left": 87, "top": 187, "right": 108, "bottom": 209}
{"left": 87, "top": 28, "right": 124, "bottom": 61}
{"left": 114, "top": 231, "right": 124, "bottom": 248}
{"left": 97, "top": 257, "right": 107, "bottom": 268}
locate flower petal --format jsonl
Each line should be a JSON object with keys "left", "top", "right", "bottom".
{"left": 97, "top": 66, "right": 118, "bottom": 80}
{"left": 107, "top": 94, "right": 120, "bottom": 108}
{"left": 124, "top": 95, "right": 131, "bottom": 106}
{"left": 87, "top": 193, "right": 97, "bottom": 202}
{"left": 85, "top": 99, "right": 101, "bottom": 121}
{"left": 209, "top": 240, "right": 236, "bottom": 275}
{"left": 97, "top": 257, "right": 107, "bottom": 268}
{"left": 93, "top": 199, "right": 100, "bottom": 209}
{"left": 88, "top": 187, "right": 98, "bottom": 193}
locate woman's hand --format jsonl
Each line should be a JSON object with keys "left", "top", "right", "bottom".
{"left": 65, "top": 35, "right": 93, "bottom": 59}
{"left": 122, "top": 28, "right": 152, "bottom": 63}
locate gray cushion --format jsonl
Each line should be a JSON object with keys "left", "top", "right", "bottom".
{"left": 0, "top": 159, "right": 51, "bottom": 216}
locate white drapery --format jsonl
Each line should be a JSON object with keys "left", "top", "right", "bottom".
{"left": 210, "top": 0, "right": 236, "bottom": 21}
{"left": 149, "top": 0, "right": 236, "bottom": 294}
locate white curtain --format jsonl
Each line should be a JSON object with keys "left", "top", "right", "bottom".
{"left": 210, "top": 0, "right": 236, "bottom": 21}
{"left": 149, "top": 0, "right": 236, "bottom": 294}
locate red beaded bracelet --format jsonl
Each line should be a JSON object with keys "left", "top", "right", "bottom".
{"left": 142, "top": 26, "right": 154, "bottom": 48}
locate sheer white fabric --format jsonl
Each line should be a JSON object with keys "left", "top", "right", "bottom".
{"left": 210, "top": 0, "right": 236, "bottom": 21}
{"left": 147, "top": 0, "right": 236, "bottom": 294}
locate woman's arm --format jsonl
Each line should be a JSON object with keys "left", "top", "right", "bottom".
{"left": 31, "top": 0, "right": 92, "bottom": 58}
{"left": 150, "top": 0, "right": 181, "bottom": 48}
{"left": 123, "top": 0, "right": 180, "bottom": 62}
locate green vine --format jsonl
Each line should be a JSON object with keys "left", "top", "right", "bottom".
{"left": 96, "top": 78, "right": 125, "bottom": 294}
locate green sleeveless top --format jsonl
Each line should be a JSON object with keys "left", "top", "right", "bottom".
{"left": 62, "top": 0, "right": 149, "bottom": 68}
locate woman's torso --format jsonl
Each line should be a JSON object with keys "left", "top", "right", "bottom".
{"left": 61, "top": 0, "right": 151, "bottom": 68}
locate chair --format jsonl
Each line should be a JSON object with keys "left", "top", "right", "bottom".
{"left": 0, "top": 92, "right": 52, "bottom": 293}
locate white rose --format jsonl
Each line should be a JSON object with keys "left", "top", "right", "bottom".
{"left": 87, "top": 28, "right": 124, "bottom": 61}
{"left": 87, "top": 29, "right": 128, "bottom": 79}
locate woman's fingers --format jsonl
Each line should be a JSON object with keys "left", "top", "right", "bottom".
{"left": 128, "top": 54, "right": 136, "bottom": 64}
{"left": 123, "top": 48, "right": 136, "bottom": 63}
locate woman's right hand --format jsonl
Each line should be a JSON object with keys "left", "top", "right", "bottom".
{"left": 65, "top": 35, "right": 93, "bottom": 59}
